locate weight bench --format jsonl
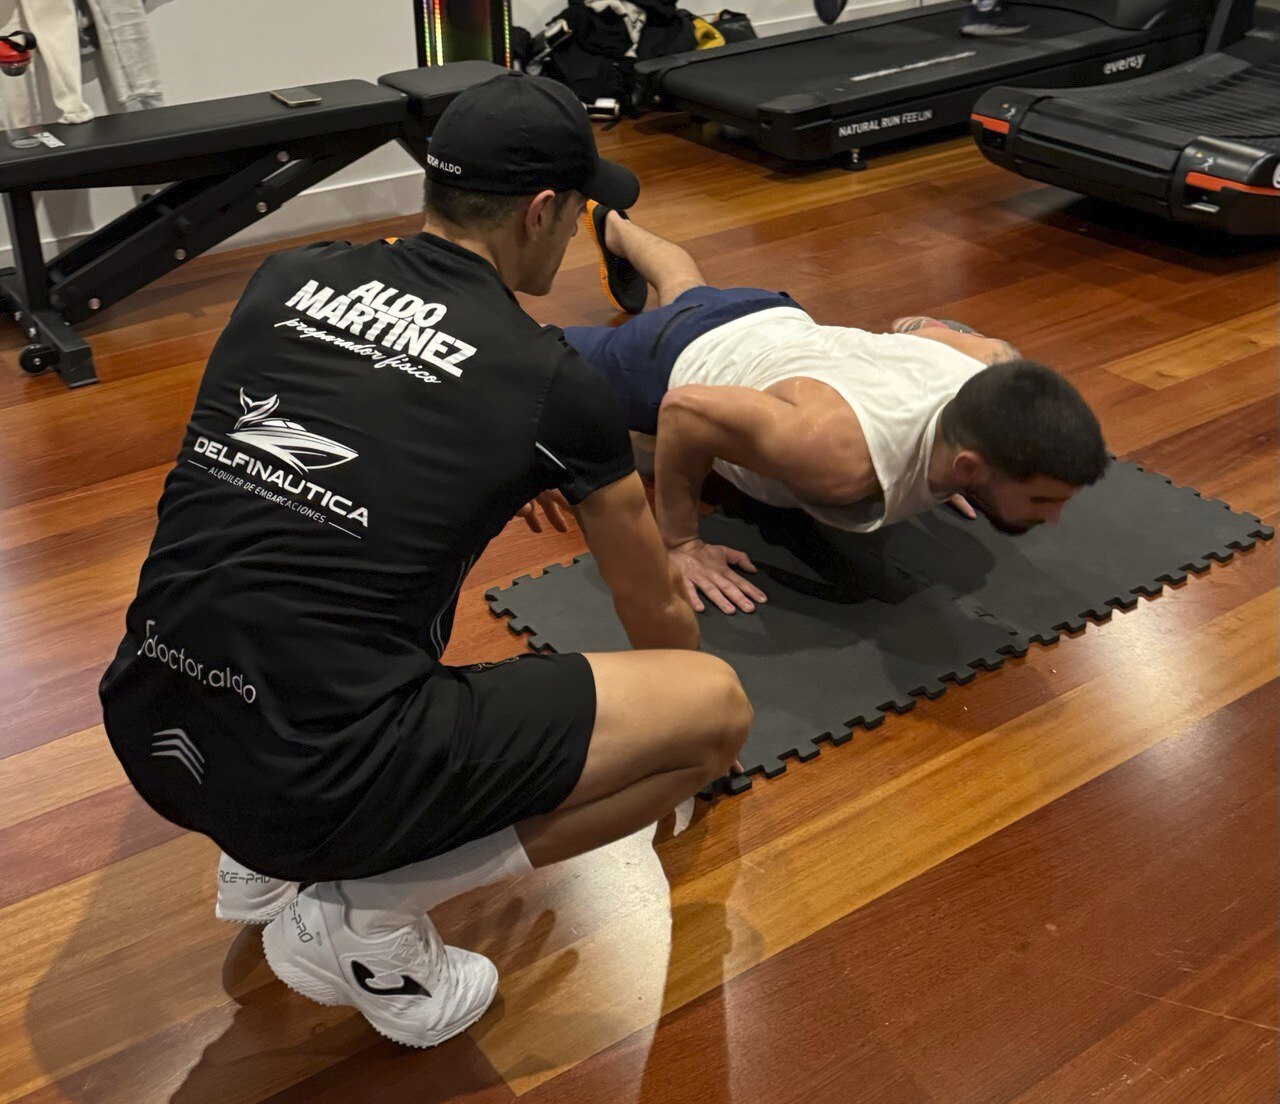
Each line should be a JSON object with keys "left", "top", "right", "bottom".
{"left": 0, "top": 60, "right": 503, "bottom": 388}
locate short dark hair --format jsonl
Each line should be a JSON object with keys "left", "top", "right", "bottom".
{"left": 940, "top": 360, "right": 1108, "bottom": 486}
{"left": 423, "top": 178, "right": 575, "bottom": 230}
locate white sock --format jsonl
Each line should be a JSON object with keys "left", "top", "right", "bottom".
{"left": 335, "top": 827, "right": 533, "bottom": 939}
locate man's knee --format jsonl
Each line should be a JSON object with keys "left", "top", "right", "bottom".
{"left": 654, "top": 275, "right": 704, "bottom": 307}
{"left": 689, "top": 654, "right": 752, "bottom": 773}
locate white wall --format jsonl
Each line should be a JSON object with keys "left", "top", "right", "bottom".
{"left": 2, "top": 0, "right": 421, "bottom": 266}
{"left": 3, "top": 0, "right": 918, "bottom": 267}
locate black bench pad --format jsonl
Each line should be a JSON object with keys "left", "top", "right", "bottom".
{"left": 380, "top": 61, "right": 508, "bottom": 117}
{"left": 0, "top": 80, "right": 407, "bottom": 191}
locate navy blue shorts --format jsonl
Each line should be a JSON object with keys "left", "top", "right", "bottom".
{"left": 563, "top": 286, "right": 795, "bottom": 435}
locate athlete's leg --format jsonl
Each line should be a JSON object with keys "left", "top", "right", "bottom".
{"left": 603, "top": 213, "right": 707, "bottom": 307}
{"left": 329, "top": 649, "right": 748, "bottom": 923}
{"left": 561, "top": 314, "right": 688, "bottom": 433}
{"left": 516, "top": 649, "right": 749, "bottom": 865}
{"left": 263, "top": 649, "right": 750, "bottom": 1045}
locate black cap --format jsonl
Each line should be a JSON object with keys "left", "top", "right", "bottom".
{"left": 425, "top": 72, "right": 639, "bottom": 210}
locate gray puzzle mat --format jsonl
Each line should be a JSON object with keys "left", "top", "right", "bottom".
{"left": 487, "top": 462, "right": 1273, "bottom": 795}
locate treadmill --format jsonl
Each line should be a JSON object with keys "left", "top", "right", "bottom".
{"left": 971, "top": 0, "right": 1279, "bottom": 234}
{"left": 634, "top": 0, "right": 1213, "bottom": 166}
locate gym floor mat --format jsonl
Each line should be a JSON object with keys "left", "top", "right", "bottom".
{"left": 487, "top": 462, "right": 1273, "bottom": 795}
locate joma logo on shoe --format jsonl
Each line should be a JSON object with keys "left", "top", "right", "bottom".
{"left": 351, "top": 961, "right": 432, "bottom": 998}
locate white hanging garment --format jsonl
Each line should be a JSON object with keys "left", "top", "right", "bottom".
{"left": 2, "top": 0, "right": 94, "bottom": 125}
{"left": 83, "top": 0, "right": 162, "bottom": 111}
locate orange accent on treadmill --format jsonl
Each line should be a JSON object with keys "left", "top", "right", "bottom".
{"left": 970, "top": 113, "right": 1010, "bottom": 134}
{"left": 1184, "top": 171, "right": 1280, "bottom": 197}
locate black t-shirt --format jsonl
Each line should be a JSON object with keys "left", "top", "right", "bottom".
{"left": 101, "top": 233, "right": 633, "bottom": 798}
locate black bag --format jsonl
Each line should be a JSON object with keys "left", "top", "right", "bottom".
{"left": 548, "top": 43, "right": 635, "bottom": 105}
{"left": 536, "top": 2, "right": 632, "bottom": 107}
{"left": 712, "top": 9, "right": 756, "bottom": 42}
{"left": 509, "top": 24, "right": 534, "bottom": 69}
{"left": 536, "top": 0, "right": 697, "bottom": 111}
{"left": 633, "top": 0, "right": 696, "bottom": 57}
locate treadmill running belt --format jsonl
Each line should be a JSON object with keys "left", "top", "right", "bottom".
{"left": 971, "top": 28, "right": 1280, "bottom": 234}
{"left": 662, "top": 8, "right": 1117, "bottom": 114}
{"left": 1047, "top": 55, "right": 1280, "bottom": 142}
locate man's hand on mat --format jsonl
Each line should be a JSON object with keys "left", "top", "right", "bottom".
{"left": 668, "top": 539, "right": 768, "bottom": 615}
{"left": 946, "top": 493, "right": 978, "bottom": 520}
{"left": 517, "top": 490, "right": 572, "bottom": 534}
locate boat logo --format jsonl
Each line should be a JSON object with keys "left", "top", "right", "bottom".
{"left": 228, "top": 390, "right": 358, "bottom": 474}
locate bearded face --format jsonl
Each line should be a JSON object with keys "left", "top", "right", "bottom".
{"left": 963, "top": 470, "right": 1079, "bottom": 535}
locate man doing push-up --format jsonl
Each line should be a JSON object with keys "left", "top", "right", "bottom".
{"left": 571, "top": 205, "right": 1108, "bottom": 614}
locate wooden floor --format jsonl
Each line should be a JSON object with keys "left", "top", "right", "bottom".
{"left": 1, "top": 116, "right": 1276, "bottom": 1104}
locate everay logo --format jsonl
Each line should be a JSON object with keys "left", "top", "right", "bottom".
{"left": 1103, "top": 53, "right": 1145, "bottom": 75}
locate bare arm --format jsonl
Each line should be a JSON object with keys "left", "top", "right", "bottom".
{"left": 654, "top": 384, "right": 838, "bottom": 547}
{"left": 653, "top": 383, "right": 878, "bottom": 614}
{"left": 654, "top": 385, "right": 849, "bottom": 613}
{"left": 906, "top": 324, "right": 1019, "bottom": 366}
{"left": 574, "top": 472, "right": 700, "bottom": 651}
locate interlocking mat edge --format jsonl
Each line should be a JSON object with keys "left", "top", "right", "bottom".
{"left": 486, "top": 462, "right": 1273, "bottom": 796}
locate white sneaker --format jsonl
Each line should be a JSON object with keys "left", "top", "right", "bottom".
{"left": 214, "top": 852, "right": 299, "bottom": 924}
{"left": 261, "top": 883, "right": 499, "bottom": 1048}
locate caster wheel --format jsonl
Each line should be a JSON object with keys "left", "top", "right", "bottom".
{"left": 19, "top": 343, "right": 57, "bottom": 375}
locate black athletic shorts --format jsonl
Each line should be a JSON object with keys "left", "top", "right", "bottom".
{"left": 103, "top": 651, "right": 596, "bottom": 884}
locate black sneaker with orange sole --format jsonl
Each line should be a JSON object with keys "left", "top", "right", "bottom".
{"left": 584, "top": 200, "right": 647, "bottom": 315}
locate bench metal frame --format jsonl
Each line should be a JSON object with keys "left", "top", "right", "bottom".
{"left": 0, "top": 123, "right": 402, "bottom": 388}
{"left": 0, "top": 60, "right": 503, "bottom": 389}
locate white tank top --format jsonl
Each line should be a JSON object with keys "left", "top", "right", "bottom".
{"left": 669, "top": 306, "right": 986, "bottom": 532}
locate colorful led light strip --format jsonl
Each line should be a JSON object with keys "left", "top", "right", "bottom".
{"left": 417, "top": 0, "right": 511, "bottom": 67}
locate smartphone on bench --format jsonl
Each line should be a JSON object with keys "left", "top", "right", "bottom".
{"left": 271, "top": 87, "right": 322, "bottom": 108}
